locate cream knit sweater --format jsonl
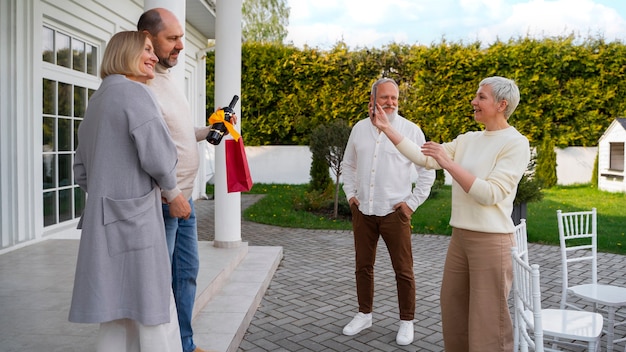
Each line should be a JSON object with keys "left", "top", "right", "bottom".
{"left": 148, "top": 64, "right": 211, "bottom": 201}
{"left": 396, "top": 127, "right": 530, "bottom": 233}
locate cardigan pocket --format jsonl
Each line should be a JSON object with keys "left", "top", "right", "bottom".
{"left": 102, "top": 187, "right": 159, "bottom": 256}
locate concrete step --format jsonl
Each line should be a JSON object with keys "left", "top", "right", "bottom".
{"left": 0, "top": 238, "right": 281, "bottom": 351}
{"left": 192, "top": 241, "right": 283, "bottom": 352}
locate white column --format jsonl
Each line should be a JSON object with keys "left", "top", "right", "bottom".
{"left": 1, "top": 0, "right": 40, "bottom": 249}
{"left": 213, "top": 0, "right": 242, "bottom": 247}
{"left": 143, "top": 0, "right": 186, "bottom": 89}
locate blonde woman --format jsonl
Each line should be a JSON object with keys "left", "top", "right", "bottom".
{"left": 69, "top": 31, "right": 182, "bottom": 352}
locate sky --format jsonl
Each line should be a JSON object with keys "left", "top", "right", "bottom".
{"left": 284, "top": 0, "right": 626, "bottom": 49}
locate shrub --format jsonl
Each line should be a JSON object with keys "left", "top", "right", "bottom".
{"left": 515, "top": 153, "right": 544, "bottom": 205}
{"left": 309, "top": 153, "right": 332, "bottom": 191}
{"left": 515, "top": 174, "right": 544, "bottom": 205}
{"left": 292, "top": 183, "right": 351, "bottom": 219}
{"left": 427, "top": 169, "right": 446, "bottom": 199}
{"left": 536, "top": 138, "right": 557, "bottom": 188}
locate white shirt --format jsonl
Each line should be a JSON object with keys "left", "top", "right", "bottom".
{"left": 341, "top": 114, "right": 435, "bottom": 216}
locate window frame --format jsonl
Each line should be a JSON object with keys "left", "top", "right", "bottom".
{"left": 41, "top": 24, "right": 101, "bottom": 229}
{"left": 609, "top": 142, "right": 625, "bottom": 172}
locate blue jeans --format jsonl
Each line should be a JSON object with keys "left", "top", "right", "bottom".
{"left": 163, "top": 199, "right": 199, "bottom": 352}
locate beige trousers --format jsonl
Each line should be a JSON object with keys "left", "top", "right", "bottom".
{"left": 440, "top": 227, "right": 514, "bottom": 352}
{"left": 96, "top": 291, "right": 182, "bottom": 352}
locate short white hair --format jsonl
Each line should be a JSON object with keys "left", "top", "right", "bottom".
{"left": 371, "top": 78, "right": 399, "bottom": 98}
{"left": 479, "top": 76, "right": 520, "bottom": 119}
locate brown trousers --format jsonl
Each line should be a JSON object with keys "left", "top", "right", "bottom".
{"left": 441, "top": 227, "right": 514, "bottom": 352}
{"left": 351, "top": 204, "right": 415, "bottom": 321}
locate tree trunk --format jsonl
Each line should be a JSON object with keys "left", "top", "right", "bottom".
{"left": 333, "top": 172, "right": 341, "bottom": 219}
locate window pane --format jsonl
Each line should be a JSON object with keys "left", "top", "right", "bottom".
{"left": 74, "top": 86, "right": 86, "bottom": 117}
{"left": 43, "top": 79, "right": 56, "bottom": 114}
{"left": 42, "top": 27, "right": 55, "bottom": 63}
{"left": 86, "top": 45, "right": 97, "bottom": 76}
{"left": 74, "top": 120, "right": 81, "bottom": 150}
{"left": 59, "top": 189, "right": 72, "bottom": 222}
{"left": 43, "top": 116, "right": 55, "bottom": 151}
{"left": 43, "top": 154, "right": 56, "bottom": 189}
{"left": 56, "top": 32, "right": 71, "bottom": 68}
{"left": 610, "top": 143, "right": 625, "bottom": 171}
{"left": 42, "top": 27, "right": 99, "bottom": 227}
{"left": 58, "top": 153, "right": 72, "bottom": 187}
{"left": 43, "top": 191, "right": 57, "bottom": 226}
{"left": 74, "top": 187, "right": 86, "bottom": 218}
{"left": 58, "top": 118, "right": 71, "bottom": 151}
{"left": 58, "top": 82, "right": 71, "bottom": 116}
{"left": 72, "top": 39, "right": 85, "bottom": 72}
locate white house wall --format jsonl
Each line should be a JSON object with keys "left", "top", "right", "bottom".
{"left": 0, "top": 0, "right": 210, "bottom": 252}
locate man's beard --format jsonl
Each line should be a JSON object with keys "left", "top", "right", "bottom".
{"left": 157, "top": 55, "right": 177, "bottom": 68}
{"left": 385, "top": 108, "right": 398, "bottom": 122}
{"left": 152, "top": 41, "right": 178, "bottom": 68}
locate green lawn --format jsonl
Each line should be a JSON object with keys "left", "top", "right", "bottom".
{"left": 527, "top": 184, "right": 626, "bottom": 254}
{"left": 233, "top": 183, "right": 626, "bottom": 255}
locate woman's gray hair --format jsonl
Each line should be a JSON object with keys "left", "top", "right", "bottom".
{"left": 479, "top": 76, "right": 520, "bottom": 119}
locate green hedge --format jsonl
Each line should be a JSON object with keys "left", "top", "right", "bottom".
{"left": 206, "top": 36, "right": 626, "bottom": 147}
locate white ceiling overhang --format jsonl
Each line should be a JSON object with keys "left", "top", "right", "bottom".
{"left": 186, "top": 0, "right": 216, "bottom": 39}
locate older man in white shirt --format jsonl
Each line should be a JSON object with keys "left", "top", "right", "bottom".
{"left": 340, "top": 77, "right": 435, "bottom": 346}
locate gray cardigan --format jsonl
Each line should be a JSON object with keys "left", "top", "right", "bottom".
{"left": 69, "top": 74, "right": 178, "bottom": 325}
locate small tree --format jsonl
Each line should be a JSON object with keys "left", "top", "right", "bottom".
{"left": 515, "top": 149, "right": 544, "bottom": 205}
{"left": 309, "top": 119, "right": 351, "bottom": 218}
{"left": 309, "top": 153, "right": 332, "bottom": 192}
{"left": 515, "top": 174, "right": 544, "bottom": 205}
{"left": 512, "top": 149, "right": 544, "bottom": 225}
{"left": 536, "top": 138, "right": 557, "bottom": 188}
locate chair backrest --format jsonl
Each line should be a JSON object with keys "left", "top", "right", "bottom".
{"left": 512, "top": 220, "right": 530, "bottom": 352}
{"left": 514, "top": 219, "right": 529, "bottom": 264}
{"left": 557, "top": 208, "right": 598, "bottom": 290}
{"left": 511, "top": 246, "right": 545, "bottom": 351}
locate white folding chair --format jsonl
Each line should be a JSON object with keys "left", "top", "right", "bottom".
{"left": 558, "top": 208, "right": 626, "bottom": 352}
{"left": 511, "top": 247, "right": 604, "bottom": 351}
{"left": 514, "top": 219, "right": 529, "bottom": 263}
{"left": 513, "top": 219, "right": 529, "bottom": 352}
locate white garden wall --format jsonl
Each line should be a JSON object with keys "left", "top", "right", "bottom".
{"left": 205, "top": 145, "right": 597, "bottom": 186}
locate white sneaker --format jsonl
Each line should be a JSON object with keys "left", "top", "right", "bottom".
{"left": 396, "top": 320, "right": 414, "bottom": 345}
{"left": 343, "top": 312, "right": 372, "bottom": 336}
